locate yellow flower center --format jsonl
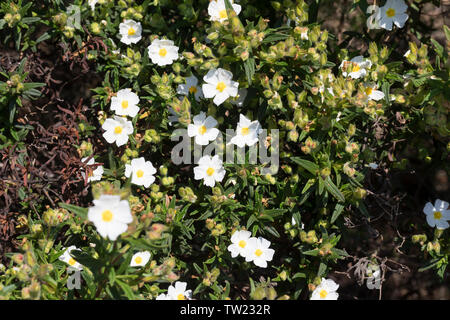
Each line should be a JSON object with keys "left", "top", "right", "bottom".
{"left": 216, "top": 81, "right": 226, "bottom": 92}
{"left": 128, "top": 27, "right": 136, "bottom": 36}
{"left": 136, "top": 169, "right": 144, "bottom": 178}
{"left": 101, "top": 210, "right": 113, "bottom": 222}
{"left": 159, "top": 48, "right": 167, "bottom": 57}
{"left": 255, "top": 249, "right": 263, "bottom": 257}
{"left": 206, "top": 167, "right": 215, "bottom": 176}
{"left": 434, "top": 211, "right": 442, "bottom": 220}
{"left": 121, "top": 100, "right": 129, "bottom": 109}
{"left": 241, "top": 127, "right": 249, "bottom": 136}
{"left": 177, "top": 294, "right": 186, "bottom": 300}
{"left": 386, "top": 8, "right": 396, "bottom": 17}
{"left": 352, "top": 63, "right": 361, "bottom": 73}
{"left": 189, "top": 86, "right": 197, "bottom": 94}
{"left": 319, "top": 289, "right": 328, "bottom": 299}
{"left": 135, "top": 256, "right": 143, "bottom": 264}
{"left": 198, "top": 125, "right": 207, "bottom": 135}
{"left": 238, "top": 240, "right": 246, "bottom": 248}
{"left": 114, "top": 126, "right": 123, "bottom": 134}
{"left": 68, "top": 258, "right": 76, "bottom": 266}
{"left": 219, "top": 9, "right": 228, "bottom": 19}
{"left": 365, "top": 87, "right": 373, "bottom": 96}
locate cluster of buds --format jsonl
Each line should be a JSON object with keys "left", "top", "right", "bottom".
{"left": 144, "top": 257, "right": 178, "bottom": 283}
{"left": 150, "top": 71, "right": 176, "bottom": 100}
{"left": 143, "top": 128, "right": 161, "bottom": 144}
{"left": 91, "top": 181, "right": 129, "bottom": 200}
{"left": 301, "top": 137, "right": 318, "bottom": 154}
{"left": 42, "top": 208, "right": 69, "bottom": 227}
{"left": 300, "top": 230, "right": 318, "bottom": 244}
{"left": 147, "top": 223, "right": 168, "bottom": 240}
{"left": 150, "top": 184, "right": 163, "bottom": 202}
{"left": 205, "top": 218, "right": 226, "bottom": 237}
{"left": 6, "top": 74, "right": 25, "bottom": 94}
{"left": 4, "top": 4, "right": 21, "bottom": 28}
{"left": 251, "top": 278, "right": 278, "bottom": 300}
{"left": 118, "top": 47, "right": 142, "bottom": 77}
{"left": 120, "top": 5, "right": 144, "bottom": 20}
{"left": 202, "top": 268, "right": 220, "bottom": 287}
{"left": 178, "top": 186, "right": 197, "bottom": 203}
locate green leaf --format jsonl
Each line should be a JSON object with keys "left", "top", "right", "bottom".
{"left": 291, "top": 157, "right": 319, "bottom": 175}
{"left": 323, "top": 177, "right": 345, "bottom": 202}
{"left": 244, "top": 57, "right": 255, "bottom": 85}
{"left": 331, "top": 203, "right": 345, "bottom": 223}
{"left": 59, "top": 202, "right": 88, "bottom": 220}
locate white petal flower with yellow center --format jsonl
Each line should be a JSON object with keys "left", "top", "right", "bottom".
{"left": 58, "top": 245, "right": 83, "bottom": 270}
{"left": 111, "top": 88, "right": 140, "bottom": 117}
{"left": 187, "top": 112, "right": 219, "bottom": 146}
{"left": 125, "top": 157, "right": 157, "bottom": 188}
{"left": 177, "top": 75, "right": 204, "bottom": 101}
{"left": 81, "top": 157, "right": 103, "bottom": 183}
{"left": 208, "top": 0, "right": 241, "bottom": 22}
{"left": 194, "top": 155, "right": 225, "bottom": 187}
{"left": 379, "top": 0, "right": 409, "bottom": 31}
{"left": 102, "top": 116, "right": 134, "bottom": 147}
{"left": 130, "top": 251, "right": 151, "bottom": 267}
{"left": 119, "top": 20, "right": 142, "bottom": 45}
{"left": 227, "top": 230, "right": 252, "bottom": 258}
{"left": 311, "top": 278, "right": 339, "bottom": 300}
{"left": 147, "top": 39, "right": 179, "bottom": 66}
{"left": 340, "top": 56, "right": 372, "bottom": 79}
{"left": 230, "top": 114, "right": 262, "bottom": 148}
{"left": 87, "top": 194, "right": 132, "bottom": 241}
{"left": 166, "top": 281, "right": 192, "bottom": 300}
{"left": 363, "top": 83, "right": 385, "bottom": 101}
{"left": 202, "top": 68, "right": 239, "bottom": 106}
{"left": 244, "top": 237, "right": 275, "bottom": 268}
{"left": 423, "top": 199, "right": 450, "bottom": 230}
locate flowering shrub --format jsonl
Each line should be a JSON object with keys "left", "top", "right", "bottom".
{"left": 0, "top": 0, "right": 448, "bottom": 300}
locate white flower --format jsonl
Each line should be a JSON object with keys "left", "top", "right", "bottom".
{"left": 244, "top": 237, "right": 275, "bottom": 268}
{"left": 202, "top": 68, "right": 239, "bottom": 106}
{"left": 147, "top": 39, "right": 179, "bottom": 66}
{"left": 166, "top": 281, "right": 192, "bottom": 300}
{"left": 379, "top": 0, "right": 408, "bottom": 31}
{"left": 230, "top": 114, "right": 262, "bottom": 148}
{"left": 88, "top": 0, "right": 98, "bottom": 11}
{"left": 102, "top": 116, "right": 134, "bottom": 147}
{"left": 110, "top": 88, "right": 140, "bottom": 117}
{"left": 125, "top": 157, "right": 157, "bottom": 188}
{"left": 423, "top": 199, "right": 450, "bottom": 230}
{"left": 58, "top": 245, "right": 83, "bottom": 270}
{"left": 130, "top": 251, "right": 151, "bottom": 267}
{"left": 81, "top": 157, "right": 103, "bottom": 183}
{"left": 340, "top": 56, "right": 372, "bottom": 79}
{"left": 363, "top": 83, "right": 385, "bottom": 101}
{"left": 230, "top": 88, "right": 248, "bottom": 107}
{"left": 227, "top": 230, "right": 252, "bottom": 258}
{"left": 156, "top": 293, "right": 169, "bottom": 300}
{"left": 87, "top": 194, "right": 133, "bottom": 241}
{"left": 208, "top": 0, "right": 241, "bottom": 22}
{"left": 177, "top": 75, "right": 203, "bottom": 101}
{"left": 194, "top": 155, "right": 226, "bottom": 187}
{"left": 311, "top": 278, "right": 339, "bottom": 300}
{"left": 187, "top": 112, "right": 220, "bottom": 146}
{"left": 119, "top": 20, "right": 142, "bottom": 45}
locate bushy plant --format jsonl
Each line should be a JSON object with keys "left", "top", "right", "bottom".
{"left": 0, "top": 0, "right": 448, "bottom": 300}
